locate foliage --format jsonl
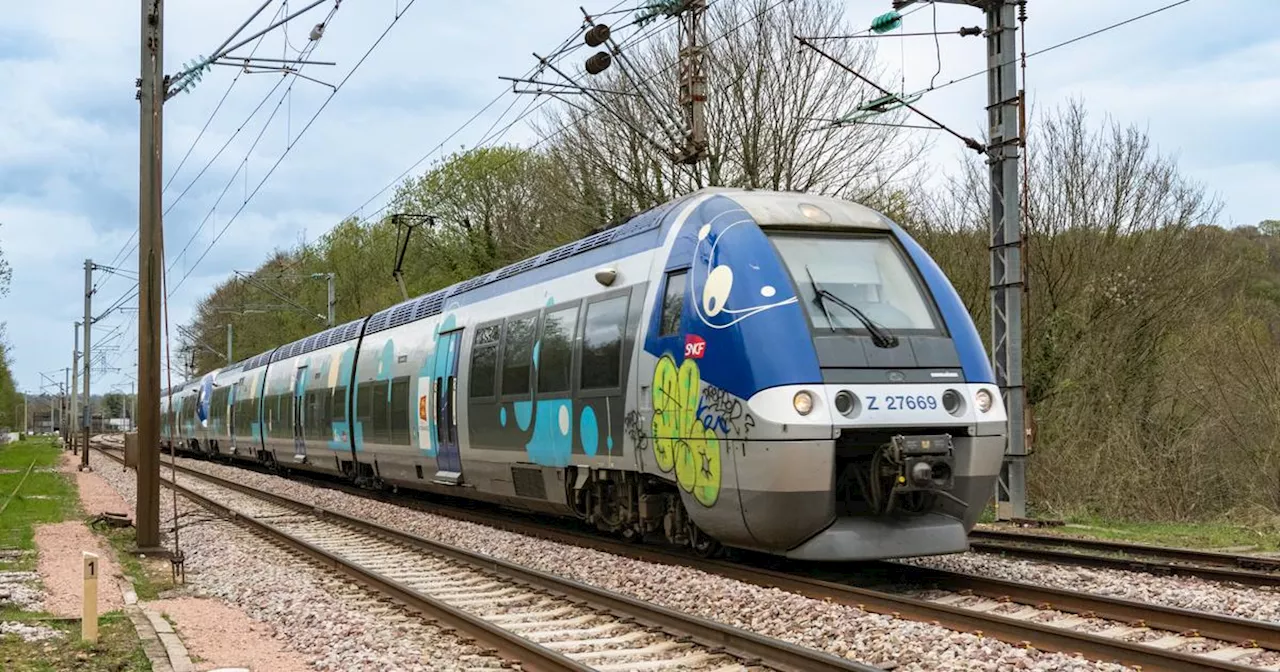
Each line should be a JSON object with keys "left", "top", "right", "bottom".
{"left": 915, "top": 100, "right": 1280, "bottom": 520}
{"left": 0, "top": 225, "right": 15, "bottom": 433}
{"left": 0, "top": 222, "right": 10, "bottom": 298}
{"left": 0, "top": 337, "right": 18, "bottom": 433}
{"left": 102, "top": 393, "right": 126, "bottom": 419}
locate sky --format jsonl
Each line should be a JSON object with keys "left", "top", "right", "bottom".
{"left": 0, "top": 0, "right": 1276, "bottom": 400}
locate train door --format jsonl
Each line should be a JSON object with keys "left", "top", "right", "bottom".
{"left": 229, "top": 379, "right": 241, "bottom": 454}
{"left": 433, "top": 330, "right": 463, "bottom": 484}
{"left": 292, "top": 365, "right": 308, "bottom": 460}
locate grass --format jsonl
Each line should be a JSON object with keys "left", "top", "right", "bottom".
{"left": 0, "top": 441, "right": 78, "bottom": 570}
{"left": 0, "top": 438, "right": 152, "bottom": 670}
{"left": 95, "top": 525, "right": 175, "bottom": 602}
{"left": 979, "top": 499, "right": 1280, "bottom": 552}
{"left": 1033, "top": 515, "right": 1280, "bottom": 552}
{"left": 0, "top": 611, "right": 151, "bottom": 671}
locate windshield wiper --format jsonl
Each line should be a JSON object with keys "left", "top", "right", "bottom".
{"left": 804, "top": 266, "right": 899, "bottom": 349}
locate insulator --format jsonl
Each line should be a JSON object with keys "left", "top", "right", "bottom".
{"left": 584, "top": 24, "right": 611, "bottom": 48}
{"left": 959, "top": 26, "right": 982, "bottom": 37}
{"left": 870, "top": 10, "right": 902, "bottom": 34}
{"left": 585, "top": 51, "right": 612, "bottom": 75}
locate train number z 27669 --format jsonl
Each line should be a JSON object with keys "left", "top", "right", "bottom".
{"left": 866, "top": 394, "right": 938, "bottom": 411}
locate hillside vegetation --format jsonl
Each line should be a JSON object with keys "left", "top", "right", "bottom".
{"left": 0, "top": 223, "right": 19, "bottom": 434}
{"left": 178, "top": 0, "right": 1280, "bottom": 524}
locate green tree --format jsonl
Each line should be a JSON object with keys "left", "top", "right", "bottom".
{"left": 0, "top": 225, "right": 15, "bottom": 431}
{"left": 0, "top": 222, "right": 11, "bottom": 297}
{"left": 103, "top": 393, "right": 125, "bottom": 418}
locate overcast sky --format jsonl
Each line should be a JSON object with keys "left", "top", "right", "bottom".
{"left": 1, "top": 0, "right": 1275, "bottom": 398}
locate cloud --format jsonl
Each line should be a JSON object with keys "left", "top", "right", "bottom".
{"left": 1, "top": 0, "right": 1277, "bottom": 396}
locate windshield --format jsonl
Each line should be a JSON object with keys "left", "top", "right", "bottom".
{"left": 768, "top": 233, "right": 939, "bottom": 332}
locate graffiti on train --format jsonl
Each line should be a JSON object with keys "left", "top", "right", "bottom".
{"left": 696, "top": 384, "right": 754, "bottom": 439}
{"left": 651, "top": 354, "right": 721, "bottom": 507}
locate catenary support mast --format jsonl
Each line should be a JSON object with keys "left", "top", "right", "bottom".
{"left": 894, "top": 0, "right": 1027, "bottom": 518}
{"left": 136, "top": 0, "right": 164, "bottom": 551}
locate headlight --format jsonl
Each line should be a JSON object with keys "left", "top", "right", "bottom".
{"left": 833, "top": 390, "right": 855, "bottom": 416}
{"left": 975, "top": 389, "right": 994, "bottom": 414}
{"left": 942, "top": 389, "right": 964, "bottom": 416}
{"left": 793, "top": 390, "right": 814, "bottom": 416}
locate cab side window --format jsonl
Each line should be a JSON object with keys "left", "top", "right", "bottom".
{"left": 660, "top": 269, "right": 687, "bottom": 336}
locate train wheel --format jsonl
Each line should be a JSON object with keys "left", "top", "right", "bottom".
{"left": 688, "top": 524, "right": 721, "bottom": 559}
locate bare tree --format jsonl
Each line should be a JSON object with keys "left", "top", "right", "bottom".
{"left": 533, "top": 0, "right": 926, "bottom": 222}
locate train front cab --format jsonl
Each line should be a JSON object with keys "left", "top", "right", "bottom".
{"left": 643, "top": 190, "right": 1007, "bottom": 561}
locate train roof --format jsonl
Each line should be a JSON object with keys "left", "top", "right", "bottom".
{"left": 198, "top": 188, "right": 894, "bottom": 375}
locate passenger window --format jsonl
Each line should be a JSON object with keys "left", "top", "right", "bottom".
{"left": 660, "top": 270, "right": 687, "bottom": 336}
{"left": 469, "top": 324, "right": 500, "bottom": 398}
{"left": 389, "top": 377, "right": 411, "bottom": 445}
{"left": 580, "top": 295, "right": 628, "bottom": 390}
{"left": 501, "top": 315, "right": 538, "bottom": 397}
{"left": 539, "top": 305, "right": 578, "bottom": 394}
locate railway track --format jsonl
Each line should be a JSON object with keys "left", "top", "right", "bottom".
{"left": 968, "top": 529, "right": 1280, "bottom": 588}
{"left": 91, "top": 445, "right": 878, "bottom": 672}
{"left": 95, "top": 440, "right": 1280, "bottom": 671}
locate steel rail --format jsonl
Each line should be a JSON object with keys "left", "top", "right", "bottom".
{"left": 872, "top": 563, "right": 1280, "bottom": 651}
{"left": 971, "top": 529, "right": 1280, "bottom": 572}
{"left": 95, "top": 448, "right": 589, "bottom": 672}
{"left": 969, "top": 539, "right": 1280, "bottom": 589}
{"left": 93, "top": 445, "right": 880, "bottom": 672}
{"left": 96, "top": 441, "right": 1273, "bottom": 672}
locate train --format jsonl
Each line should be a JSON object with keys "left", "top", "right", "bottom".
{"left": 160, "top": 187, "right": 1007, "bottom": 561}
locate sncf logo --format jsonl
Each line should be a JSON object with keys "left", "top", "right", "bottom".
{"left": 684, "top": 334, "right": 706, "bottom": 359}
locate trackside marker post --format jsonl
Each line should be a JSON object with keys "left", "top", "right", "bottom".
{"left": 82, "top": 551, "right": 99, "bottom": 643}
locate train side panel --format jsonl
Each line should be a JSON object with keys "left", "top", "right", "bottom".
{"left": 262, "top": 321, "right": 363, "bottom": 477}
{"left": 208, "top": 362, "right": 247, "bottom": 455}
{"left": 227, "top": 353, "right": 272, "bottom": 462}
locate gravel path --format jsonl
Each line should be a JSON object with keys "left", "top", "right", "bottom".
{"left": 89, "top": 452, "right": 516, "bottom": 672}
{"left": 901, "top": 551, "right": 1280, "bottom": 624}
{"left": 33, "top": 521, "right": 125, "bottom": 617}
{"left": 150, "top": 452, "right": 1134, "bottom": 672}
{"left": 150, "top": 596, "right": 312, "bottom": 672}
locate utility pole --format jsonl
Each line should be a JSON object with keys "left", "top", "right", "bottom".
{"left": 675, "top": 0, "right": 708, "bottom": 164}
{"left": 136, "top": 0, "right": 164, "bottom": 552}
{"left": 324, "top": 273, "right": 335, "bottom": 327}
{"left": 226, "top": 323, "right": 233, "bottom": 364}
{"left": 82, "top": 259, "right": 93, "bottom": 471}
{"left": 61, "top": 368, "right": 69, "bottom": 441}
{"left": 71, "top": 322, "right": 81, "bottom": 453}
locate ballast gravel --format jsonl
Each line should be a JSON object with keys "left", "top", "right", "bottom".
{"left": 87, "top": 452, "right": 516, "bottom": 672}
{"left": 143, "top": 451, "right": 1136, "bottom": 672}
{"left": 0, "top": 570, "right": 44, "bottom": 612}
{"left": 0, "top": 620, "right": 61, "bottom": 642}
{"left": 901, "top": 551, "right": 1280, "bottom": 624}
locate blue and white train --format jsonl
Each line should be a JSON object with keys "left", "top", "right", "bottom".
{"left": 160, "top": 187, "right": 1007, "bottom": 561}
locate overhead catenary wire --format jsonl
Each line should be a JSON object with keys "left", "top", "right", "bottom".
{"left": 802, "top": 0, "right": 1195, "bottom": 138}
{"left": 164, "top": 3, "right": 342, "bottom": 279}
{"left": 922, "top": 0, "right": 1195, "bottom": 95}
{"left": 102, "top": 1, "right": 296, "bottom": 277}
{"left": 339, "top": 0, "right": 638, "bottom": 227}
{"left": 350, "top": 0, "right": 773, "bottom": 234}
{"left": 167, "top": 0, "right": 421, "bottom": 298}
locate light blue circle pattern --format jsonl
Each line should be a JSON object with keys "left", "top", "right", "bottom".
{"left": 579, "top": 405, "right": 598, "bottom": 456}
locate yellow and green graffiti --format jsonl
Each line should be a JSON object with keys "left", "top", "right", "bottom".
{"left": 651, "top": 355, "right": 721, "bottom": 507}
